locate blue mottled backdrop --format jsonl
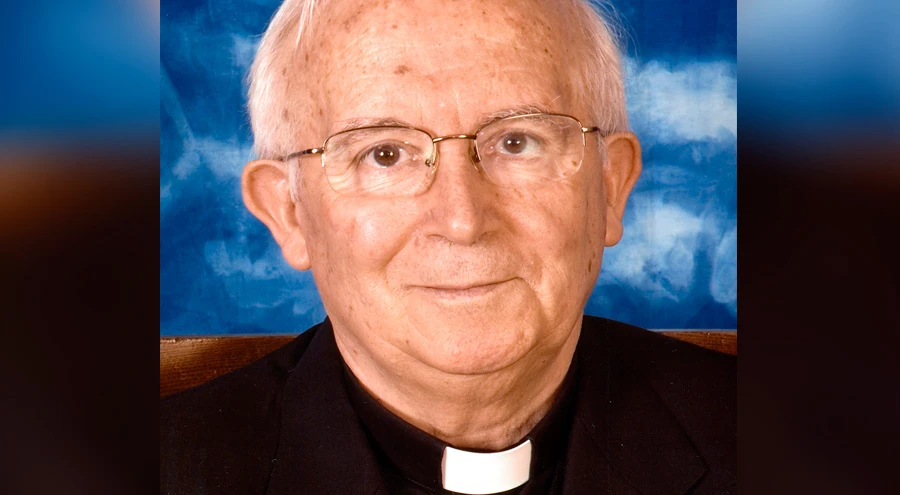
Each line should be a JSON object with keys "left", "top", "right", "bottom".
{"left": 160, "top": 0, "right": 736, "bottom": 335}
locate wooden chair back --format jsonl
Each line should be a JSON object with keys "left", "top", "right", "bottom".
{"left": 160, "top": 331, "right": 736, "bottom": 397}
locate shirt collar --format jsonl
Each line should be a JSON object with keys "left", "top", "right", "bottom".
{"left": 343, "top": 357, "right": 579, "bottom": 494}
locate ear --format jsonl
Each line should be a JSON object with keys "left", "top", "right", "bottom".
{"left": 601, "top": 132, "right": 642, "bottom": 247}
{"left": 241, "top": 159, "right": 311, "bottom": 271}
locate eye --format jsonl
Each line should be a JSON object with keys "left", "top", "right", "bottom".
{"left": 496, "top": 132, "right": 541, "bottom": 156}
{"left": 501, "top": 133, "right": 526, "bottom": 154}
{"left": 362, "top": 143, "right": 406, "bottom": 168}
{"left": 373, "top": 144, "right": 400, "bottom": 166}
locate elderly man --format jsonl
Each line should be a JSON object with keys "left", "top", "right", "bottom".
{"left": 160, "top": 0, "right": 736, "bottom": 493}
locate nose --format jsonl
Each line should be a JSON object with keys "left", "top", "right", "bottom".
{"left": 424, "top": 138, "right": 494, "bottom": 245}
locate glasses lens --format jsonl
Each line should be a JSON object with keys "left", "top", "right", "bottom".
{"left": 323, "top": 127, "right": 435, "bottom": 197}
{"left": 475, "top": 114, "right": 586, "bottom": 185}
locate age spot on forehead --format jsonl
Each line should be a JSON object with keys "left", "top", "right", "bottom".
{"left": 340, "top": 9, "right": 362, "bottom": 30}
{"left": 394, "top": 64, "right": 410, "bottom": 75}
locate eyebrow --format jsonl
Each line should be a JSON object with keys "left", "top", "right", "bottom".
{"left": 332, "top": 104, "right": 556, "bottom": 135}
{"left": 476, "top": 104, "right": 554, "bottom": 128}
{"left": 333, "top": 117, "right": 410, "bottom": 134}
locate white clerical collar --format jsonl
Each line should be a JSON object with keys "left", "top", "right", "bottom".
{"left": 441, "top": 439, "right": 532, "bottom": 494}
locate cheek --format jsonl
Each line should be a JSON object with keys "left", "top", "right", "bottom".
{"left": 310, "top": 196, "right": 419, "bottom": 275}
{"left": 526, "top": 176, "right": 605, "bottom": 284}
{"left": 348, "top": 208, "right": 409, "bottom": 264}
{"left": 501, "top": 186, "right": 584, "bottom": 282}
{"left": 534, "top": 185, "right": 593, "bottom": 248}
{"left": 583, "top": 172, "right": 608, "bottom": 279}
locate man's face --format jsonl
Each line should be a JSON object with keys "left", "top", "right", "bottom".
{"left": 275, "top": 0, "right": 624, "bottom": 375}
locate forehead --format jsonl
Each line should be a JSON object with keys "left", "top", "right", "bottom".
{"left": 305, "top": 0, "right": 577, "bottom": 134}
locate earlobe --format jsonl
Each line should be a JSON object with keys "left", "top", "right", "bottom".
{"left": 241, "top": 159, "right": 312, "bottom": 271}
{"left": 281, "top": 231, "right": 312, "bottom": 272}
{"left": 601, "top": 132, "right": 642, "bottom": 247}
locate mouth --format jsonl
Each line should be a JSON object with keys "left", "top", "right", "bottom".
{"left": 411, "top": 278, "right": 516, "bottom": 299}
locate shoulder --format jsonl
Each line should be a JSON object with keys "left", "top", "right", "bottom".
{"left": 580, "top": 314, "right": 736, "bottom": 425}
{"left": 580, "top": 314, "right": 735, "bottom": 390}
{"left": 159, "top": 324, "right": 319, "bottom": 494}
{"left": 579, "top": 315, "right": 736, "bottom": 491}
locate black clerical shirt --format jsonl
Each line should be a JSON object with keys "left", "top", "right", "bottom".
{"left": 342, "top": 355, "right": 579, "bottom": 494}
{"left": 161, "top": 316, "right": 736, "bottom": 494}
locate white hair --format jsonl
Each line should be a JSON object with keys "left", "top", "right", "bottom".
{"left": 248, "top": 0, "right": 629, "bottom": 162}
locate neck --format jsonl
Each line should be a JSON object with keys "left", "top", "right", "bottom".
{"left": 334, "top": 321, "right": 581, "bottom": 451}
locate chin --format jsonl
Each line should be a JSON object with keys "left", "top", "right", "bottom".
{"left": 404, "top": 311, "right": 542, "bottom": 376}
{"left": 417, "top": 342, "right": 530, "bottom": 376}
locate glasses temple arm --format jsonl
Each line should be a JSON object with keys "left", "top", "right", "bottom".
{"left": 282, "top": 147, "right": 325, "bottom": 161}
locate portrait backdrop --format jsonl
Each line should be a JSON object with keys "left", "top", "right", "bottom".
{"left": 160, "top": 0, "right": 736, "bottom": 335}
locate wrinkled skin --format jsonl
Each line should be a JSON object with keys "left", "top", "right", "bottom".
{"left": 243, "top": 0, "right": 641, "bottom": 449}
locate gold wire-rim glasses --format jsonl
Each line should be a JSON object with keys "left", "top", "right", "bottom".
{"left": 279, "top": 112, "right": 602, "bottom": 196}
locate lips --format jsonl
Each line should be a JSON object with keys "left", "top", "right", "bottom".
{"left": 424, "top": 279, "right": 511, "bottom": 290}
{"left": 409, "top": 278, "right": 516, "bottom": 299}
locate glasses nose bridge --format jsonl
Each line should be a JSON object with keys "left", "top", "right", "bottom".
{"left": 431, "top": 134, "right": 477, "bottom": 144}
{"left": 430, "top": 133, "right": 480, "bottom": 167}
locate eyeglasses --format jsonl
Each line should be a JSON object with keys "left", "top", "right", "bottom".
{"left": 281, "top": 113, "right": 601, "bottom": 198}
